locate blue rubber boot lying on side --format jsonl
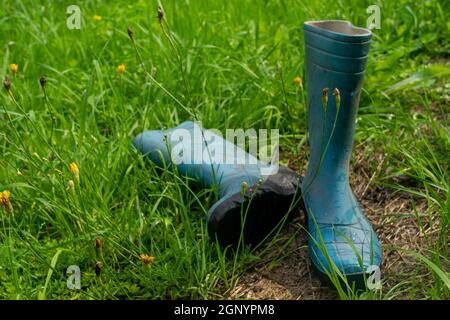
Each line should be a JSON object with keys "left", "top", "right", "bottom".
{"left": 133, "top": 121, "right": 300, "bottom": 246}
{"left": 302, "top": 21, "right": 381, "bottom": 289}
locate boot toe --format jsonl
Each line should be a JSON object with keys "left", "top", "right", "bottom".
{"left": 309, "top": 221, "right": 381, "bottom": 287}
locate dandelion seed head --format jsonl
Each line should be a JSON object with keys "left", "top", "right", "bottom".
{"left": 67, "top": 180, "right": 75, "bottom": 191}
{"left": 95, "top": 261, "right": 103, "bottom": 277}
{"left": 241, "top": 181, "right": 248, "bottom": 196}
{"left": 39, "top": 76, "right": 47, "bottom": 89}
{"left": 322, "top": 88, "right": 329, "bottom": 107}
{"left": 3, "top": 76, "right": 11, "bottom": 92}
{"left": 95, "top": 237, "right": 103, "bottom": 251}
{"left": 127, "top": 26, "right": 134, "bottom": 40}
{"left": 333, "top": 87, "right": 341, "bottom": 107}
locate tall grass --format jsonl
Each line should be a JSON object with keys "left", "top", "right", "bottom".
{"left": 0, "top": 0, "right": 448, "bottom": 299}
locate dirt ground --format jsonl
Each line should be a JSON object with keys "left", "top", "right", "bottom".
{"left": 229, "top": 152, "right": 439, "bottom": 299}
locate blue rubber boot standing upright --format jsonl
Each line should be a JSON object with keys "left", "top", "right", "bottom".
{"left": 133, "top": 121, "right": 300, "bottom": 246}
{"left": 302, "top": 21, "right": 381, "bottom": 288}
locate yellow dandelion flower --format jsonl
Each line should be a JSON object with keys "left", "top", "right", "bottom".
{"left": 10, "top": 64, "right": 18, "bottom": 77}
{"left": 1, "top": 190, "right": 13, "bottom": 211}
{"left": 0, "top": 191, "right": 3, "bottom": 207}
{"left": 118, "top": 64, "right": 126, "bottom": 75}
{"left": 140, "top": 253, "right": 155, "bottom": 266}
{"left": 294, "top": 76, "right": 302, "bottom": 87}
{"left": 69, "top": 162, "right": 79, "bottom": 180}
{"left": 93, "top": 15, "right": 102, "bottom": 21}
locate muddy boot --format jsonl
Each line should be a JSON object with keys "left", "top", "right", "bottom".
{"left": 302, "top": 20, "right": 382, "bottom": 289}
{"left": 133, "top": 121, "right": 300, "bottom": 246}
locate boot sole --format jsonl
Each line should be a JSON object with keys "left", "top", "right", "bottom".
{"left": 310, "top": 260, "right": 371, "bottom": 292}
{"left": 207, "top": 166, "right": 302, "bottom": 247}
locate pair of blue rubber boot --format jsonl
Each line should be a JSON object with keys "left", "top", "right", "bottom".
{"left": 133, "top": 20, "right": 381, "bottom": 289}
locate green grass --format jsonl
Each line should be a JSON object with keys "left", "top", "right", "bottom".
{"left": 0, "top": 0, "right": 449, "bottom": 299}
